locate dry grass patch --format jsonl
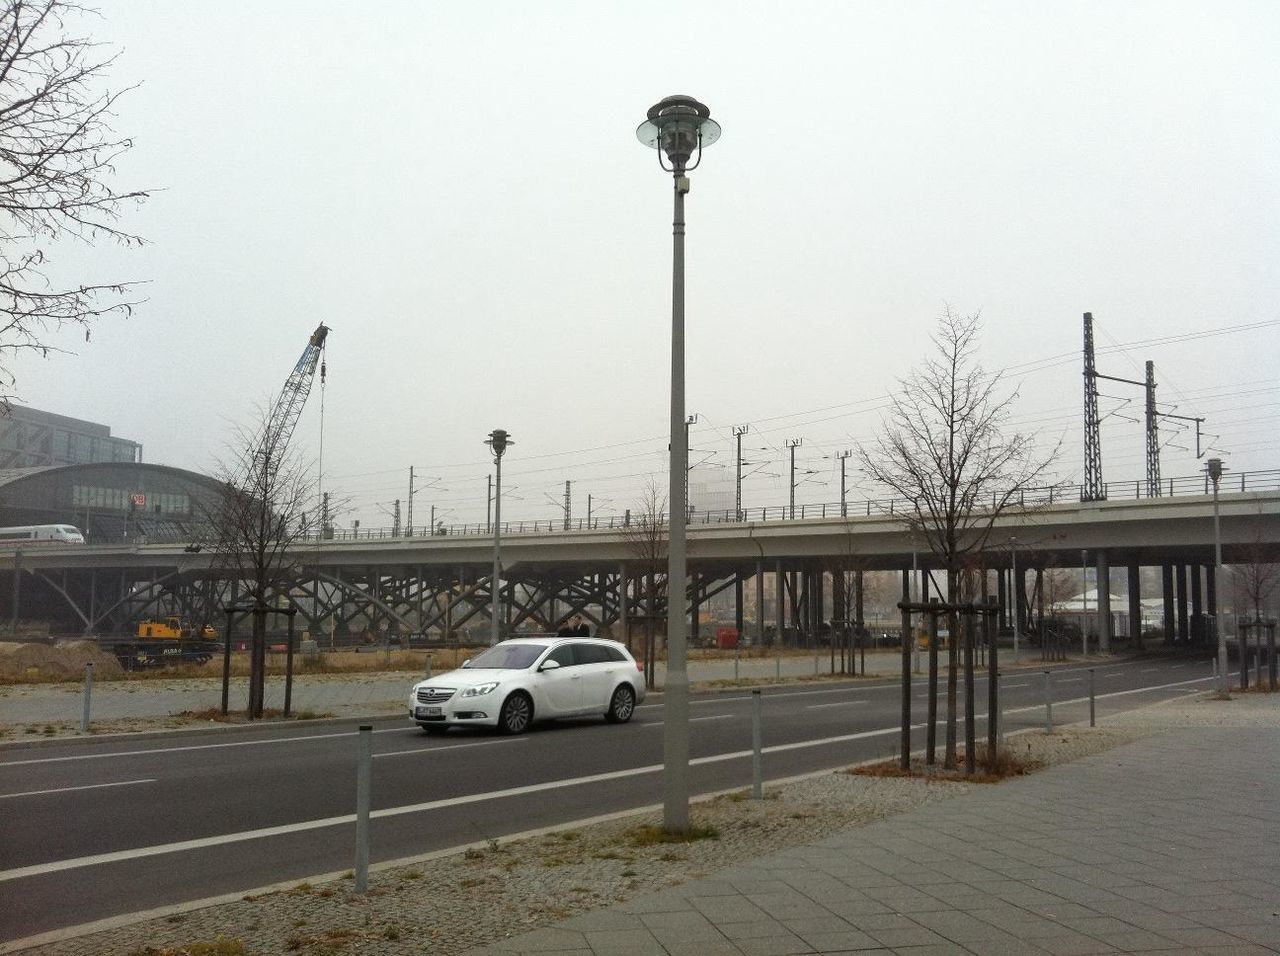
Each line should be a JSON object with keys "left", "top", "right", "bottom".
{"left": 851, "top": 744, "right": 1043, "bottom": 785}
{"left": 625, "top": 823, "right": 720, "bottom": 847}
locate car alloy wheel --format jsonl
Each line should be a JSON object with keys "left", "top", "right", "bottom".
{"left": 605, "top": 684, "right": 635, "bottom": 723}
{"left": 499, "top": 692, "right": 532, "bottom": 734}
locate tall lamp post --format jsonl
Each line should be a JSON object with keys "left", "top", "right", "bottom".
{"left": 637, "top": 93, "right": 720, "bottom": 834}
{"left": 486, "top": 428, "right": 513, "bottom": 646}
{"left": 1207, "top": 457, "right": 1227, "bottom": 694}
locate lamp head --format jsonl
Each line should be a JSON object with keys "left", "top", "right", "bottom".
{"left": 1206, "top": 457, "right": 1224, "bottom": 483}
{"left": 486, "top": 428, "right": 513, "bottom": 460}
{"left": 637, "top": 94, "right": 720, "bottom": 169}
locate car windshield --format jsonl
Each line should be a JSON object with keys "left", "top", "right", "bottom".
{"left": 464, "top": 643, "right": 547, "bottom": 670}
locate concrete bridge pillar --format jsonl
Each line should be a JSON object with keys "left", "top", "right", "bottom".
{"left": 997, "top": 569, "right": 1007, "bottom": 630}
{"left": 755, "top": 560, "right": 765, "bottom": 646}
{"left": 1162, "top": 564, "right": 1175, "bottom": 644}
{"left": 1096, "top": 551, "right": 1112, "bottom": 653}
{"left": 855, "top": 569, "right": 865, "bottom": 631}
{"left": 1206, "top": 563, "right": 1217, "bottom": 619}
{"left": 775, "top": 560, "right": 785, "bottom": 648}
{"left": 1176, "top": 564, "right": 1190, "bottom": 643}
{"left": 1190, "top": 563, "right": 1204, "bottom": 643}
{"left": 1128, "top": 561, "right": 1143, "bottom": 652}
{"left": 691, "top": 573, "right": 701, "bottom": 645}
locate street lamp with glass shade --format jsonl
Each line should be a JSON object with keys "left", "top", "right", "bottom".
{"left": 485, "top": 428, "right": 513, "bottom": 647}
{"left": 636, "top": 94, "right": 720, "bottom": 835}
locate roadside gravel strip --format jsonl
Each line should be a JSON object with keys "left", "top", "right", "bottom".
{"left": 11, "top": 693, "right": 1275, "bottom": 956}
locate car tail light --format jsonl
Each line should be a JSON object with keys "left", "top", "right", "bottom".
{"left": 635, "top": 659, "right": 643, "bottom": 672}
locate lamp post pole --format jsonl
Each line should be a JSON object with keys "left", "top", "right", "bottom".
{"left": 1208, "top": 458, "right": 1227, "bottom": 694}
{"left": 1081, "top": 549, "right": 1089, "bottom": 656}
{"left": 638, "top": 94, "right": 720, "bottom": 835}
{"left": 486, "top": 429, "right": 512, "bottom": 647}
{"left": 733, "top": 424, "right": 749, "bottom": 521}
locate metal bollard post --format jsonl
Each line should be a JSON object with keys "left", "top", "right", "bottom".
{"left": 751, "top": 689, "right": 763, "bottom": 799}
{"left": 814, "top": 646, "right": 819, "bottom": 675}
{"left": 775, "top": 651, "right": 781, "bottom": 681}
{"left": 1043, "top": 670, "right": 1053, "bottom": 733}
{"left": 355, "top": 725, "right": 372, "bottom": 892}
{"left": 425, "top": 655, "right": 433, "bottom": 680}
{"left": 80, "top": 663, "right": 94, "bottom": 733}
{"left": 1088, "top": 668, "right": 1096, "bottom": 727}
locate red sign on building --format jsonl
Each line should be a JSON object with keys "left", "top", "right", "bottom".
{"left": 130, "top": 493, "right": 146, "bottom": 507}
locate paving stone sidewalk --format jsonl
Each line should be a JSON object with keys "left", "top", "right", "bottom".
{"left": 462, "top": 722, "right": 1280, "bottom": 956}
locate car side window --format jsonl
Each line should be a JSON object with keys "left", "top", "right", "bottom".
{"left": 604, "top": 646, "right": 626, "bottom": 662}
{"left": 547, "top": 644, "right": 576, "bottom": 668}
{"left": 574, "top": 643, "right": 611, "bottom": 665}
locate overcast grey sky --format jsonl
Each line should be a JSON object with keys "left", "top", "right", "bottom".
{"left": 16, "top": 0, "right": 1280, "bottom": 529}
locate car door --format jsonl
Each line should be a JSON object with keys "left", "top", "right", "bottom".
{"left": 539, "top": 643, "right": 582, "bottom": 716}
{"left": 573, "top": 642, "right": 616, "bottom": 712}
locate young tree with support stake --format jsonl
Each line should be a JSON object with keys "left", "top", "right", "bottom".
{"left": 0, "top": 0, "right": 148, "bottom": 405}
{"left": 621, "top": 479, "right": 668, "bottom": 691}
{"left": 206, "top": 412, "right": 318, "bottom": 719}
{"left": 858, "top": 308, "right": 1058, "bottom": 770}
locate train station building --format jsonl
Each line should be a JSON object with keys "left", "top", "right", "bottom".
{"left": 0, "top": 461, "right": 224, "bottom": 543}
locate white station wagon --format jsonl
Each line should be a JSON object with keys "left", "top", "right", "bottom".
{"left": 409, "top": 637, "right": 646, "bottom": 735}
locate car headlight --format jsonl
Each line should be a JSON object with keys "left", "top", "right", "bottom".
{"left": 460, "top": 682, "right": 499, "bottom": 697}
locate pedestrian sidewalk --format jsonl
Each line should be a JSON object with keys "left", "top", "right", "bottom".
{"left": 462, "top": 703, "right": 1280, "bottom": 956}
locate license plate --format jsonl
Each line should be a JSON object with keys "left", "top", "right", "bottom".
{"left": 415, "top": 706, "right": 442, "bottom": 718}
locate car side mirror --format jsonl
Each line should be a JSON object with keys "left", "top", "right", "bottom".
{"left": 461, "top": 659, "right": 471, "bottom": 668}
{"left": 539, "top": 659, "right": 561, "bottom": 672}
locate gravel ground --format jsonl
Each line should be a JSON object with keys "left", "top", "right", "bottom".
{"left": 19, "top": 693, "right": 1276, "bottom": 956}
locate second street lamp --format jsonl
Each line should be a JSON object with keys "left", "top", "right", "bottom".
{"left": 486, "top": 428, "right": 513, "bottom": 647}
{"left": 637, "top": 94, "right": 720, "bottom": 834}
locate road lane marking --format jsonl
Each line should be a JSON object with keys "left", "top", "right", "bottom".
{"left": 1003, "top": 682, "right": 1029, "bottom": 688}
{"left": 0, "top": 670, "right": 1219, "bottom": 884}
{"left": 807, "top": 701, "right": 869, "bottom": 710}
{"left": 374, "top": 738, "right": 528, "bottom": 759}
{"left": 0, "top": 726, "right": 470, "bottom": 768}
{"left": 0, "top": 779, "right": 156, "bottom": 800}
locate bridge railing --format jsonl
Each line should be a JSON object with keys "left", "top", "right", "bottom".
{"left": 311, "top": 467, "right": 1280, "bottom": 542}
{"left": 46, "top": 467, "right": 1280, "bottom": 547}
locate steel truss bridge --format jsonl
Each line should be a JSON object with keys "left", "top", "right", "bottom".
{"left": 4, "top": 473, "right": 1279, "bottom": 649}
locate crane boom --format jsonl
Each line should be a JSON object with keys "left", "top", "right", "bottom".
{"left": 252, "top": 323, "right": 329, "bottom": 483}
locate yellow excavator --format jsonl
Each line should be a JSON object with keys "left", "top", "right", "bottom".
{"left": 137, "top": 616, "right": 218, "bottom": 640}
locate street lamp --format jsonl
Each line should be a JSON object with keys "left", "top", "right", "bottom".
{"left": 486, "top": 428, "right": 513, "bottom": 646}
{"left": 637, "top": 93, "right": 720, "bottom": 834}
{"left": 1207, "top": 457, "right": 1227, "bottom": 694}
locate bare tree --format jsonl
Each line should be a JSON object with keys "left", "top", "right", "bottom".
{"left": 1231, "top": 521, "right": 1280, "bottom": 624}
{"left": 621, "top": 478, "right": 667, "bottom": 690}
{"left": 858, "top": 308, "right": 1058, "bottom": 769}
{"left": 0, "top": 0, "right": 148, "bottom": 403}
{"left": 204, "top": 411, "right": 317, "bottom": 718}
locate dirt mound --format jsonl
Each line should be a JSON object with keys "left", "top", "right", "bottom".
{"left": 0, "top": 640, "right": 124, "bottom": 680}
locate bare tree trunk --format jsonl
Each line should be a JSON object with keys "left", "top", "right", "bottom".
{"left": 249, "top": 605, "right": 267, "bottom": 719}
{"left": 944, "top": 572, "right": 959, "bottom": 770}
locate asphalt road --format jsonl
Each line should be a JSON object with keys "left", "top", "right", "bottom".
{"left": 0, "top": 654, "right": 1219, "bottom": 944}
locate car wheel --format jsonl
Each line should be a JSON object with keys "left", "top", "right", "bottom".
{"left": 605, "top": 684, "right": 635, "bottom": 724}
{"left": 498, "top": 692, "right": 532, "bottom": 735}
